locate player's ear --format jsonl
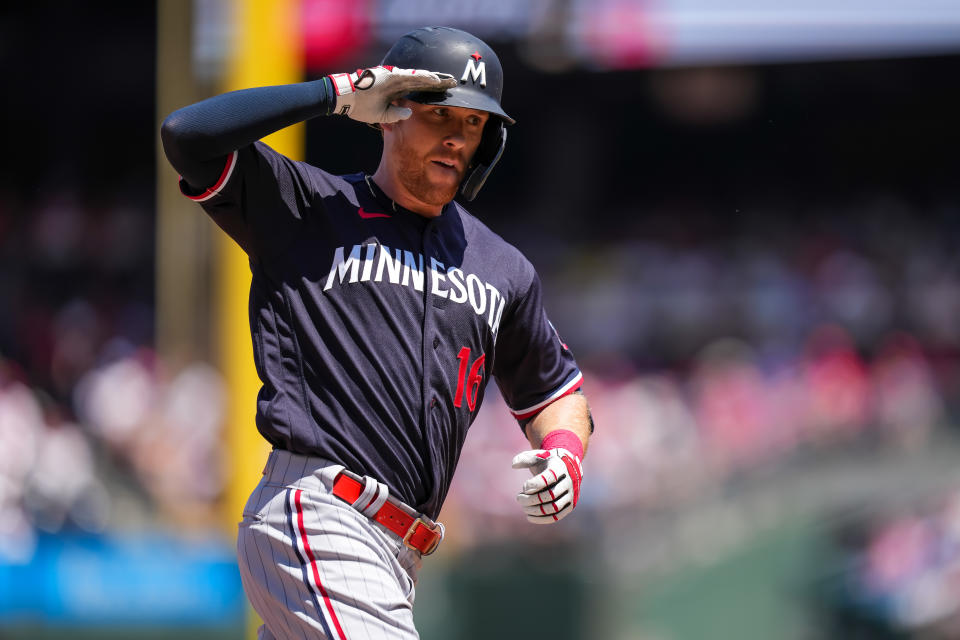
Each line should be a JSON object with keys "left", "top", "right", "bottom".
{"left": 380, "top": 98, "right": 406, "bottom": 133}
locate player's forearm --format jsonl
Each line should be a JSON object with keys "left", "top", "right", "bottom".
{"left": 160, "top": 78, "right": 335, "bottom": 186}
{"left": 161, "top": 79, "right": 335, "bottom": 160}
{"left": 525, "top": 392, "right": 592, "bottom": 457}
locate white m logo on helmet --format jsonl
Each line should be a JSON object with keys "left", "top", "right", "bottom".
{"left": 461, "top": 57, "right": 487, "bottom": 88}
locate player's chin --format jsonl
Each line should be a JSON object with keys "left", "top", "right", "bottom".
{"left": 421, "top": 176, "right": 460, "bottom": 204}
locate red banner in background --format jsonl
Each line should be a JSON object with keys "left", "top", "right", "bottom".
{"left": 302, "top": 0, "right": 373, "bottom": 71}
{"left": 576, "top": 0, "right": 668, "bottom": 69}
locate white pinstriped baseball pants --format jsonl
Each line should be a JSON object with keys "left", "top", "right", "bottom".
{"left": 237, "top": 449, "right": 422, "bottom": 639}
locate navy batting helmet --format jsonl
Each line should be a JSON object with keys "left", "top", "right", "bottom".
{"left": 381, "top": 26, "right": 513, "bottom": 201}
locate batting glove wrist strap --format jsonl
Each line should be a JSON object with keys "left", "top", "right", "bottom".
{"left": 327, "top": 66, "right": 457, "bottom": 124}
{"left": 512, "top": 443, "right": 584, "bottom": 525}
{"left": 539, "top": 428, "right": 584, "bottom": 461}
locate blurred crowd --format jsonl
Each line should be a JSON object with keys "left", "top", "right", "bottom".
{"left": 0, "top": 345, "right": 226, "bottom": 562}
{"left": 827, "top": 489, "right": 960, "bottom": 636}
{"left": 2, "top": 186, "right": 960, "bottom": 627}
{"left": 1, "top": 6, "right": 956, "bottom": 638}
{"left": 446, "top": 193, "right": 960, "bottom": 545}
{"left": 0, "top": 185, "right": 226, "bottom": 562}
{"left": 541, "top": 193, "right": 960, "bottom": 371}
{"left": 447, "top": 324, "right": 948, "bottom": 544}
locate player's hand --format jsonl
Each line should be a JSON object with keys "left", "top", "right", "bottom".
{"left": 511, "top": 447, "right": 583, "bottom": 524}
{"left": 327, "top": 66, "right": 457, "bottom": 124}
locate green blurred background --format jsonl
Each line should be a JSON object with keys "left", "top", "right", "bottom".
{"left": 2, "top": 1, "right": 960, "bottom": 638}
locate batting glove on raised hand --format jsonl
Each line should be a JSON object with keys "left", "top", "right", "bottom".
{"left": 327, "top": 66, "right": 457, "bottom": 124}
{"left": 512, "top": 448, "right": 583, "bottom": 524}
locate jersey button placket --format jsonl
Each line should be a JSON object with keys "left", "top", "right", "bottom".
{"left": 422, "top": 221, "right": 437, "bottom": 422}
{"left": 424, "top": 222, "right": 447, "bottom": 426}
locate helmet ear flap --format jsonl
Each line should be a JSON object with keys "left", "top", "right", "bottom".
{"left": 461, "top": 121, "right": 506, "bottom": 201}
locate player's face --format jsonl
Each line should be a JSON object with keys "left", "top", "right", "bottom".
{"left": 384, "top": 100, "right": 489, "bottom": 209}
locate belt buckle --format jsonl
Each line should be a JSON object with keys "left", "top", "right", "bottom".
{"left": 403, "top": 516, "right": 441, "bottom": 555}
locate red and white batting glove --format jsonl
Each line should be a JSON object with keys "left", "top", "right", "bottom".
{"left": 327, "top": 66, "right": 457, "bottom": 124}
{"left": 512, "top": 429, "right": 584, "bottom": 525}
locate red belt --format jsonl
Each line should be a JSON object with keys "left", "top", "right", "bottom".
{"left": 332, "top": 470, "right": 442, "bottom": 555}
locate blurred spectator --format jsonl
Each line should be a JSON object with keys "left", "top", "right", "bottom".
{"left": 815, "top": 249, "right": 892, "bottom": 346}
{"left": 49, "top": 299, "right": 101, "bottom": 400}
{"left": 690, "top": 338, "right": 772, "bottom": 474}
{"left": 870, "top": 332, "right": 945, "bottom": 449}
{"left": 801, "top": 324, "right": 871, "bottom": 445}
{"left": 0, "top": 376, "right": 42, "bottom": 562}
{"left": 74, "top": 346, "right": 156, "bottom": 454}
{"left": 74, "top": 349, "right": 227, "bottom": 529}
{"left": 23, "top": 392, "right": 109, "bottom": 534}
{"left": 127, "top": 361, "right": 227, "bottom": 527}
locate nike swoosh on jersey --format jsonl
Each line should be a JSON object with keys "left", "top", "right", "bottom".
{"left": 357, "top": 207, "right": 391, "bottom": 219}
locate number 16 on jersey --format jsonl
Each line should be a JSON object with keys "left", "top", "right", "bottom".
{"left": 453, "top": 347, "right": 485, "bottom": 411}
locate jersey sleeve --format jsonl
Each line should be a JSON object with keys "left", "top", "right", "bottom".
{"left": 179, "top": 141, "right": 313, "bottom": 260}
{"left": 493, "top": 269, "right": 583, "bottom": 426}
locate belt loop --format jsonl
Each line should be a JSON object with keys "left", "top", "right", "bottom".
{"left": 350, "top": 477, "right": 377, "bottom": 510}
{"left": 351, "top": 476, "right": 389, "bottom": 517}
{"left": 360, "top": 480, "right": 389, "bottom": 518}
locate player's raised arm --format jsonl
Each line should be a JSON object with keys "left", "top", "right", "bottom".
{"left": 159, "top": 68, "right": 456, "bottom": 192}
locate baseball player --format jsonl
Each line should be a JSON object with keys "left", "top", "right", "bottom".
{"left": 161, "top": 26, "right": 593, "bottom": 639}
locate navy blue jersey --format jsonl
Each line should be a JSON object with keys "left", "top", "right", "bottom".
{"left": 182, "top": 142, "right": 582, "bottom": 519}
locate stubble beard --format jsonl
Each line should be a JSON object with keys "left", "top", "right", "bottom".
{"left": 395, "top": 142, "right": 462, "bottom": 207}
